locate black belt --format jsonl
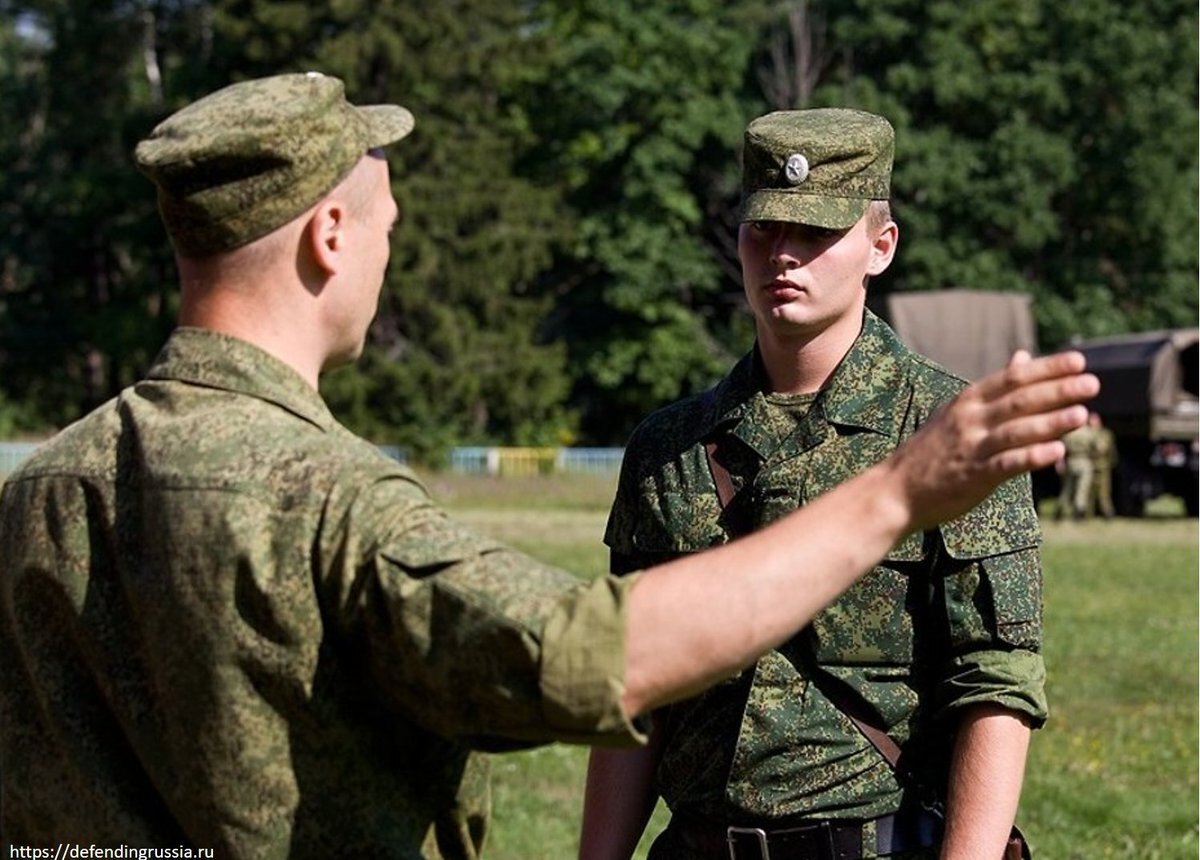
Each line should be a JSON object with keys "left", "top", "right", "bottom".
{"left": 668, "top": 809, "right": 942, "bottom": 860}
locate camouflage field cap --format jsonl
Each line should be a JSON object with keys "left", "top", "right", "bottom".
{"left": 135, "top": 72, "right": 414, "bottom": 256}
{"left": 740, "top": 108, "right": 893, "bottom": 229}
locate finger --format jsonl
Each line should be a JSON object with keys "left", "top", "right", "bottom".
{"left": 978, "top": 404, "right": 1090, "bottom": 459}
{"left": 1007, "top": 349, "right": 1032, "bottom": 368}
{"left": 982, "top": 373, "right": 1099, "bottom": 423}
{"left": 988, "top": 440, "right": 1068, "bottom": 478}
{"left": 972, "top": 351, "right": 1089, "bottom": 401}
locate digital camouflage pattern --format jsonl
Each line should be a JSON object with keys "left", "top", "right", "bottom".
{"left": 740, "top": 109, "right": 893, "bottom": 230}
{"left": 135, "top": 73, "right": 414, "bottom": 256}
{"left": 606, "top": 311, "right": 1046, "bottom": 836}
{"left": 0, "top": 328, "right": 642, "bottom": 858}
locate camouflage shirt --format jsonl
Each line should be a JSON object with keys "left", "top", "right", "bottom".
{"left": 0, "top": 328, "right": 641, "bottom": 858}
{"left": 605, "top": 311, "right": 1047, "bottom": 822}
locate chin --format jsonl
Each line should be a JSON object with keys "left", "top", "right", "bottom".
{"left": 765, "top": 306, "right": 815, "bottom": 327}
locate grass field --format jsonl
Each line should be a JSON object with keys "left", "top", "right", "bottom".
{"left": 427, "top": 472, "right": 1200, "bottom": 860}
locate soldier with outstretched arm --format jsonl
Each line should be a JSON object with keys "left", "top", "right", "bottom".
{"left": 0, "top": 75, "right": 1096, "bottom": 857}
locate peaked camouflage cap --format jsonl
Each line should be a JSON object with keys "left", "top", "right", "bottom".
{"left": 135, "top": 72, "right": 414, "bottom": 256}
{"left": 740, "top": 108, "right": 893, "bottom": 229}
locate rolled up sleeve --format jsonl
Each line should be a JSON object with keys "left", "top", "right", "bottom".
{"left": 932, "top": 474, "right": 1049, "bottom": 728}
{"left": 540, "top": 573, "right": 648, "bottom": 744}
{"left": 937, "top": 648, "right": 1048, "bottom": 727}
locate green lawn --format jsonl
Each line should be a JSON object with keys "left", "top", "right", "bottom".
{"left": 434, "top": 472, "right": 1199, "bottom": 860}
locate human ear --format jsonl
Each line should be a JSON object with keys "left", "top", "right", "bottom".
{"left": 306, "top": 199, "right": 348, "bottom": 277}
{"left": 866, "top": 220, "right": 899, "bottom": 276}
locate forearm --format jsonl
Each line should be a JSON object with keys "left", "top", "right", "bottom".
{"left": 579, "top": 722, "right": 665, "bottom": 860}
{"left": 940, "top": 705, "right": 1032, "bottom": 860}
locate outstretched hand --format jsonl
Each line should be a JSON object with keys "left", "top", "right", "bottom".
{"left": 888, "top": 350, "right": 1099, "bottom": 532}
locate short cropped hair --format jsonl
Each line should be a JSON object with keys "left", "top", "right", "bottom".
{"left": 865, "top": 199, "right": 892, "bottom": 234}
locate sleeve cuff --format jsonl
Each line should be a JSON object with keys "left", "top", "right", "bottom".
{"left": 538, "top": 574, "right": 649, "bottom": 746}
{"left": 935, "top": 648, "right": 1049, "bottom": 728}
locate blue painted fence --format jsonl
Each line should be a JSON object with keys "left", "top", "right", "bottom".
{"left": 0, "top": 442, "right": 40, "bottom": 476}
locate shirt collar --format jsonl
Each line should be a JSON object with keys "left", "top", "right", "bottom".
{"left": 817, "top": 309, "right": 913, "bottom": 435}
{"left": 145, "top": 327, "right": 338, "bottom": 432}
{"left": 705, "top": 309, "right": 910, "bottom": 443}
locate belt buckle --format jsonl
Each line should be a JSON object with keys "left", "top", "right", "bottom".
{"left": 726, "top": 826, "right": 771, "bottom": 860}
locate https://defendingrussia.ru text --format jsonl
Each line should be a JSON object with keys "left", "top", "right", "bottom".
{"left": 9, "top": 846, "right": 215, "bottom": 860}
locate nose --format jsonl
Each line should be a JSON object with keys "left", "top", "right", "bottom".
{"left": 769, "top": 229, "right": 802, "bottom": 270}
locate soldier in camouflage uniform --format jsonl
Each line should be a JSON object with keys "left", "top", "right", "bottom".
{"left": 1087, "top": 412, "right": 1117, "bottom": 518}
{"left": 0, "top": 76, "right": 1094, "bottom": 858}
{"left": 582, "top": 111, "right": 1046, "bottom": 860}
{"left": 1055, "top": 423, "right": 1095, "bottom": 520}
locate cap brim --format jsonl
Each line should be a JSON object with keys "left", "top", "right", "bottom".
{"left": 740, "top": 190, "right": 867, "bottom": 229}
{"left": 359, "top": 104, "right": 415, "bottom": 148}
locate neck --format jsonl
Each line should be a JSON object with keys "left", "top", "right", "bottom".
{"left": 178, "top": 274, "right": 325, "bottom": 390}
{"left": 755, "top": 310, "right": 864, "bottom": 395}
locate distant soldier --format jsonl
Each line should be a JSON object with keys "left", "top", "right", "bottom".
{"left": 1056, "top": 422, "right": 1095, "bottom": 519}
{"left": 1088, "top": 412, "right": 1117, "bottom": 518}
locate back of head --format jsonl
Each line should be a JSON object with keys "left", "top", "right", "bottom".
{"left": 740, "top": 108, "right": 893, "bottom": 229}
{"left": 135, "top": 72, "right": 414, "bottom": 258}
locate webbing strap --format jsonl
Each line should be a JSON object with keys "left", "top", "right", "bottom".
{"left": 704, "top": 440, "right": 737, "bottom": 510}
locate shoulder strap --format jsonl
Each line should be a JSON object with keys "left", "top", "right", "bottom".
{"left": 818, "top": 678, "right": 905, "bottom": 769}
{"left": 702, "top": 405, "right": 1030, "bottom": 849}
{"left": 704, "top": 440, "right": 736, "bottom": 509}
{"left": 701, "top": 388, "right": 737, "bottom": 509}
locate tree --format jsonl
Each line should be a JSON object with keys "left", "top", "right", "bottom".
{"left": 0, "top": 1, "right": 192, "bottom": 429}
{"left": 526, "top": 0, "right": 763, "bottom": 443}
{"left": 0, "top": 1, "right": 580, "bottom": 459}
{"left": 756, "top": 0, "right": 830, "bottom": 111}
{"left": 809, "top": 0, "right": 1197, "bottom": 347}
{"left": 1, "top": 0, "right": 1193, "bottom": 448}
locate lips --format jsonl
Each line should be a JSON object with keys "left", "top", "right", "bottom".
{"left": 766, "top": 279, "right": 805, "bottom": 299}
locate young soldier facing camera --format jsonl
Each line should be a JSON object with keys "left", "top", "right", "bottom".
{"left": 583, "top": 110, "right": 1045, "bottom": 860}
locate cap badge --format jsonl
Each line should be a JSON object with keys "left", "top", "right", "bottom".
{"left": 784, "top": 153, "right": 809, "bottom": 185}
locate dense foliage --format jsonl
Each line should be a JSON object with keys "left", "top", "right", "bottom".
{"left": 1, "top": 0, "right": 1195, "bottom": 454}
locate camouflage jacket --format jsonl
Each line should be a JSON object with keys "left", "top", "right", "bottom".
{"left": 605, "top": 311, "right": 1047, "bottom": 821}
{"left": 0, "top": 328, "right": 641, "bottom": 858}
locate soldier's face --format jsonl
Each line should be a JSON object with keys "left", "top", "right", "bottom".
{"left": 738, "top": 214, "right": 896, "bottom": 340}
